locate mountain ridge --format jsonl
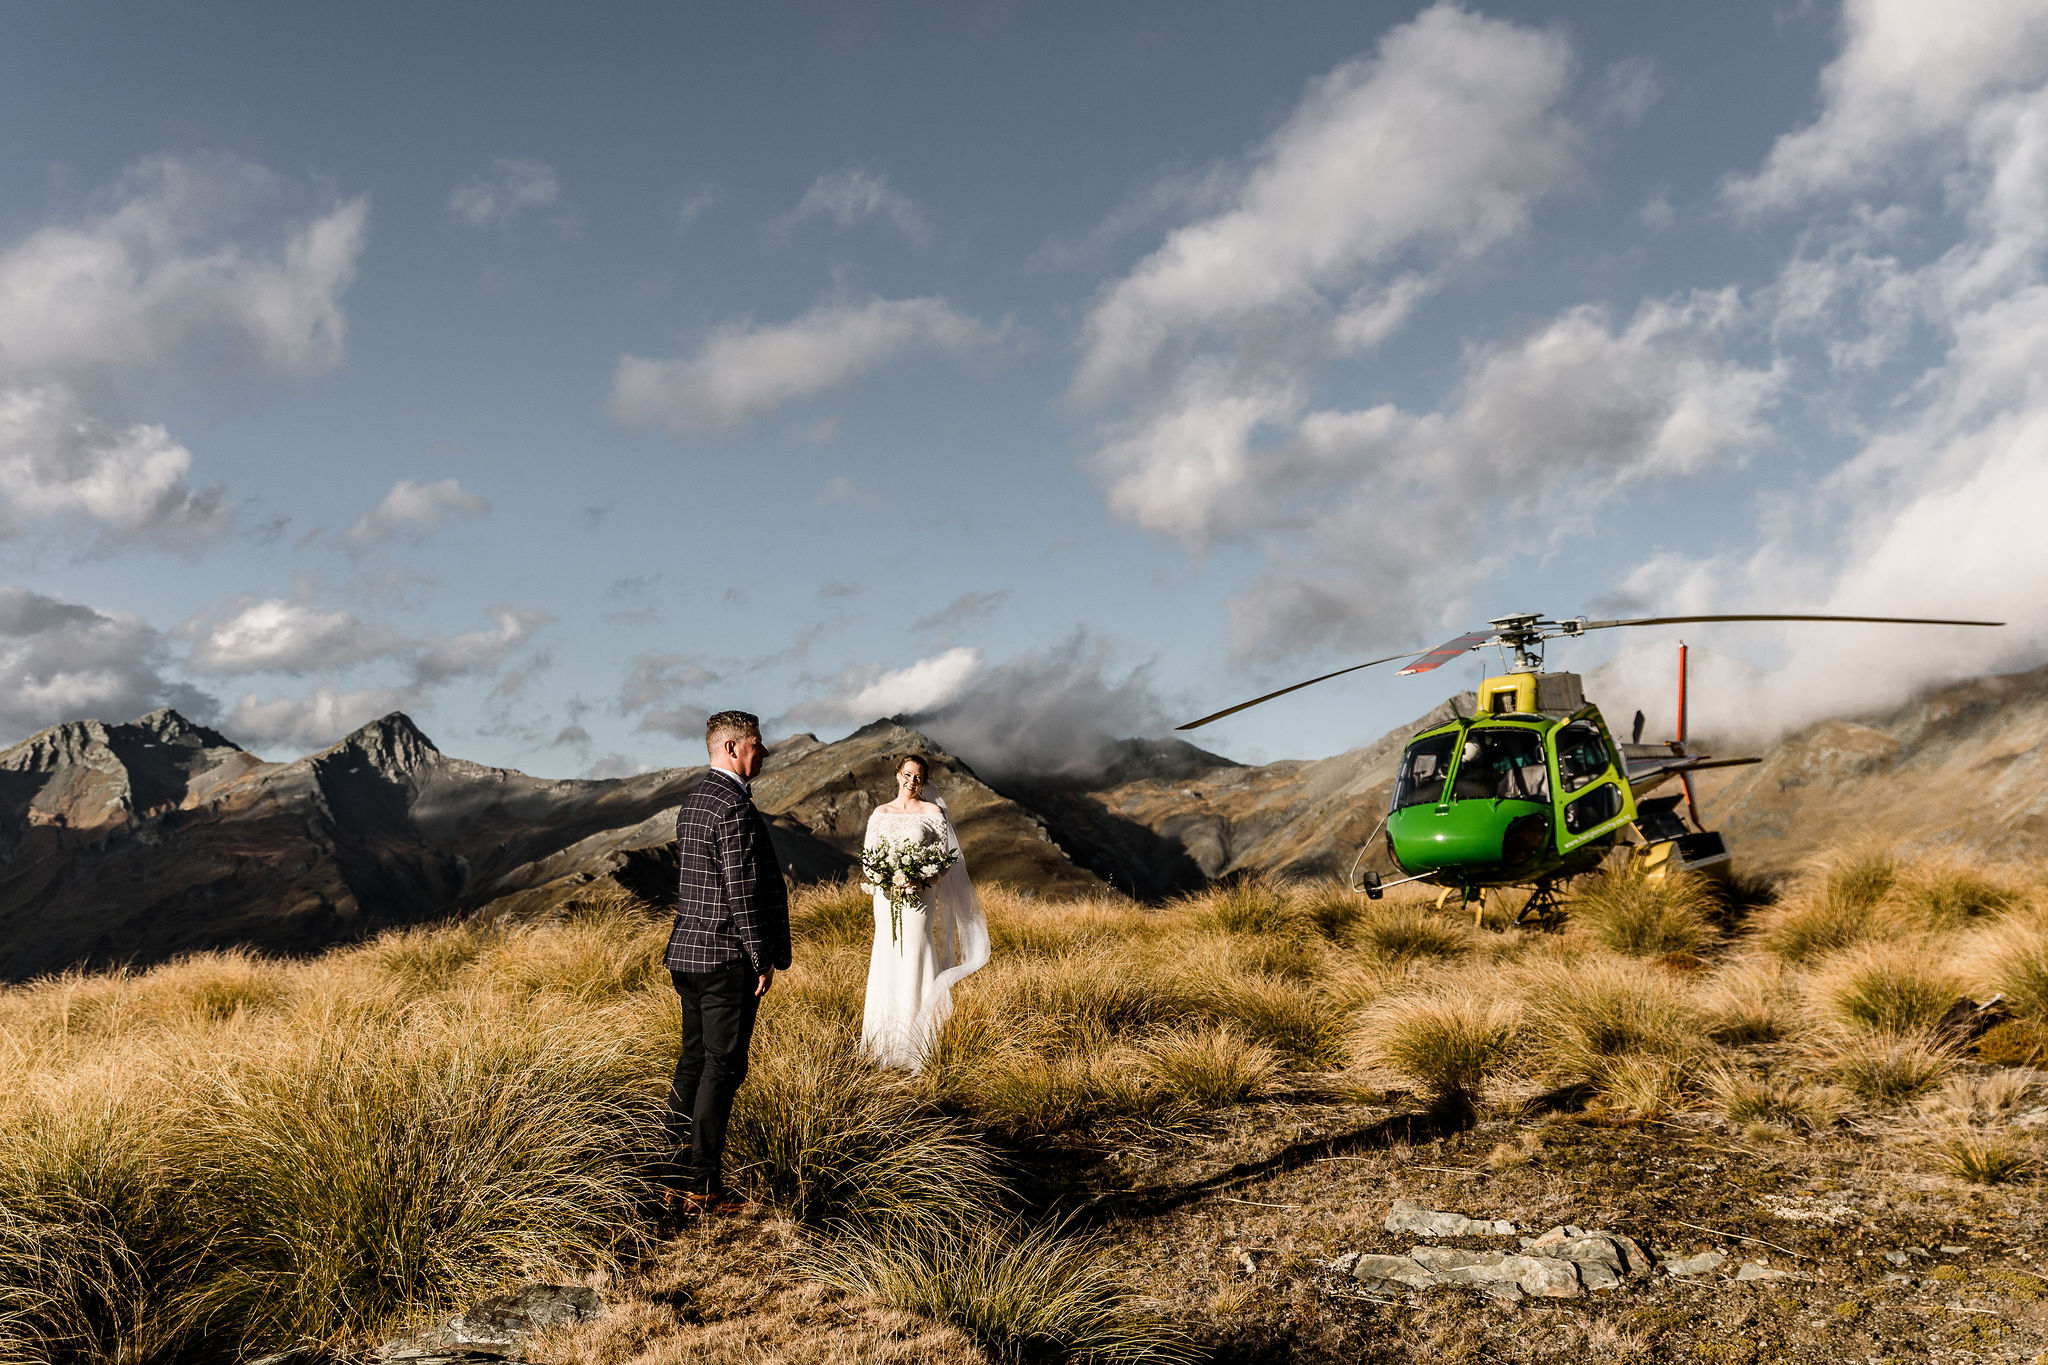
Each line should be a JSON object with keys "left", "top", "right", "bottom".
{"left": 4, "top": 660, "right": 2046, "bottom": 979}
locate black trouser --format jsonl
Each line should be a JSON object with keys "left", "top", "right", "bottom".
{"left": 665, "top": 962, "right": 762, "bottom": 1194}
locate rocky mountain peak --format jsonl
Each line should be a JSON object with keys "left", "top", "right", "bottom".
{"left": 0, "top": 718, "right": 117, "bottom": 774}
{"left": 127, "top": 708, "right": 241, "bottom": 753}
{"left": 323, "top": 712, "right": 442, "bottom": 780}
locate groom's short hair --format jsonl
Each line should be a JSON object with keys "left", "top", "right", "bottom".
{"left": 705, "top": 710, "right": 761, "bottom": 752}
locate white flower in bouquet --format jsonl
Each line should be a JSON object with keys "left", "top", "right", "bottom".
{"left": 860, "top": 834, "right": 959, "bottom": 944}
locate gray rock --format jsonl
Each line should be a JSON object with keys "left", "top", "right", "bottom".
{"left": 446, "top": 1284, "right": 603, "bottom": 1348}
{"left": 1411, "top": 1248, "right": 1581, "bottom": 1298}
{"left": 1575, "top": 1259, "right": 1622, "bottom": 1292}
{"left": 1385, "top": 1198, "right": 1517, "bottom": 1239}
{"left": 1524, "top": 1227, "right": 1654, "bottom": 1279}
{"left": 1734, "top": 1262, "right": 1802, "bottom": 1282}
{"left": 1884, "top": 1250, "right": 1911, "bottom": 1267}
{"left": 1350, "top": 1253, "right": 1440, "bottom": 1290}
{"left": 1662, "top": 1250, "right": 1727, "bottom": 1278}
{"left": 1939, "top": 1245, "right": 1969, "bottom": 1254}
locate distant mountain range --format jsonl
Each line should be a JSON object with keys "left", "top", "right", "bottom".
{"left": 4, "top": 661, "right": 2044, "bottom": 980}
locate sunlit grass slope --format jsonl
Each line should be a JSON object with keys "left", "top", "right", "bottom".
{"left": 0, "top": 846, "right": 2044, "bottom": 1361}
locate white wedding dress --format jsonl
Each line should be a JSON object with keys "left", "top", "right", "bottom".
{"left": 860, "top": 800, "right": 991, "bottom": 1072}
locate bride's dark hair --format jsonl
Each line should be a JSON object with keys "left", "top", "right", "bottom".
{"left": 895, "top": 754, "right": 931, "bottom": 780}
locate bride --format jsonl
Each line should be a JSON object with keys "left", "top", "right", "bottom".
{"left": 860, "top": 755, "right": 990, "bottom": 1071}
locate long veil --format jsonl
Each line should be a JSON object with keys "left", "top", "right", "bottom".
{"left": 921, "top": 796, "right": 991, "bottom": 1028}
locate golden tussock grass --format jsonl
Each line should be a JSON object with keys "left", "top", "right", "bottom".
{"left": 4, "top": 846, "right": 2046, "bottom": 1359}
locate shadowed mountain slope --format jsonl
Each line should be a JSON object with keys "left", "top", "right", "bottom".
{"left": 0, "top": 711, "right": 1098, "bottom": 981}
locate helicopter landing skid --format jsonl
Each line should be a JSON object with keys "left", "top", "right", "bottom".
{"left": 1512, "top": 880, "right": 1566, "bottom": 929}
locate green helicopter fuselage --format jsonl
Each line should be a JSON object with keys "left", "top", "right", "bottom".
{"left": 1384, "top": 688, "right": 1637, "bottom": 890}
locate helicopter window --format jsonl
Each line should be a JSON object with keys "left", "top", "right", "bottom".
{"left": 1450, "top": 729, "right": 1550, "bottom": 802}
{"left": 1555, "top": 722, "right": 1613, "bottom": 792}
{"left": 1394, "top": 733, "right": 1457, "bottom": 808}
{"left": 1564, "top": 781, "right": 1623, "bottom": 834}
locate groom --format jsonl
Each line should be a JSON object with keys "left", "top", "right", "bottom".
{"left": 663, "top": 709, "right": 791, "bottom": 1214}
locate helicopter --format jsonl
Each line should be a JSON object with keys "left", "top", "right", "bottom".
{"left": 1179, "top": 611, "right": 2004, "bottom": 923}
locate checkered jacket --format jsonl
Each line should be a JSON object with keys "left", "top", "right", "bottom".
{"left": 664, "top": 768, "right": 792, "bottom": 974}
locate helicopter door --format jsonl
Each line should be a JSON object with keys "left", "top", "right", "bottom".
{"left": 1551, "top": 719, "right": 1631, "bottom": 847}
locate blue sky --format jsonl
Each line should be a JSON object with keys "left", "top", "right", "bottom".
{"left": 3, "top": 1, "right": 2045, "bottom": 778}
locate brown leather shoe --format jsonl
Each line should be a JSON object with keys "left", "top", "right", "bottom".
{"left": 678, "top": 1189, "right": 751, "bottom": 1217}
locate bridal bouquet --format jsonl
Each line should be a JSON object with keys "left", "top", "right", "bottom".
{"left": 860, "top": 836, "right": 958, "bottom": 944}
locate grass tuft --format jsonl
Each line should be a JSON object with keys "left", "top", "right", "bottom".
{"left": 1355, "top": 904, "right": 1470, "bottom": 963}
{"left": 179, "top": 1010, "right": 654, "bottom": 1351}
{"left": 1356, "top": 989, "right": 1519, "bottom": 1101}
{"left": 812, "top": 1219, "right": 1195, "bottom": 1364}
{"left": 1822, "top": 1031, "right": 1957, "bottom": 1104}
{"left": 1569, "top": 872, "right": 1720, "bottom": 958}
{"left": 1812, "top": 942, "right": 1966, "bottom": 1034}
{"left": 1517, "top": 957, "right": 1700, "bottom": 1083}
{"left": 1936, "top": 1137, "right": 2037, "bottom": 1185}
{"left": 1704, "top": 1066, "right": 1844, "bottom": 1132}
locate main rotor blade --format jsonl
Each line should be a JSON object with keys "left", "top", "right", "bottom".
{"left": 1396, "top": 630, "right": 1496, "bottom": 675}
{"left": 1176, "top": 647, "right": 1436, "bottom": 730}
{"left": 1578, "top": 613, "right": 2003, "bottom": 632}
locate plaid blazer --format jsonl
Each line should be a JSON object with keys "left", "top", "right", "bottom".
{"left": 664, "top": 768, "right": 792, "bottom": 974}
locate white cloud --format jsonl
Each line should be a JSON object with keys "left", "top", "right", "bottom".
{"left": 843, "top": 647, "right": 985, "bottom": 718}
{"left": 184, "top": 598, "right": 398, "bottom": 676}
{"left": 0, "top": 383, "right": 231, "bottom": 549}
{"left": 1071, "top": 4, "right": 1577, "bottom": 404}
{"left": 610, "top": 296, "right": 1000, "bottom": 438}
{"left": 1101, "top": 292, "right": 1781, "bottom": 655}
{"left": 447, "top": 157, "right": 566, "bottom": 229}
{"left": 0, "top": 153, "right": 367, "bottom": 382}
{"left": 341, "top": 477, "right": 492, "bottom": 547}
{"left": 778, "top": 168, "right": 928, "bottom": 244}
{"left": 222, "top": 683, "right": 416, "bottom": 755}
{"left": 1068, "top": 5, "right": 1662, "bottom": 661}
{"left": 1727, "top": 0, "right": 2048, "bottom": 212}
{"left": 915, "top": 634, "right": 1168, "bottom": 779}
{"left": 0, "top": 585, "right": 210, "bottom": 741}
{"left": 1591, "top": 10, "right": 2048, "bottom": 740}
{"left": 413, "top": 608, "right": 549, "bottom": 684}
{"left": 669, "top": 183, "right": 723, "bottom": 232}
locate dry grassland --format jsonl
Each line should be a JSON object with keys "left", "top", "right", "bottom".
{"left": 1, "top": 846, "right": 2046, "bottom": 1363}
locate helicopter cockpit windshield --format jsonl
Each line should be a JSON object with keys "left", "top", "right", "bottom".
{"left": 1393, "top": 732, "right": 1456, "bottom": 808}
{"left": 1450, "top": 728, "right": 1550, "bottom": 802}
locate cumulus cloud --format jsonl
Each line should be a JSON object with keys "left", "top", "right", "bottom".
{"left": 184, "top": 598, "right": 399, "bottom": 676}
{"left": 777, "top": 168, "right": 928, "bottom": 244}
{"left": 1071, "top": 4, "right": 1577, "bottom": 404}
{"left": 0, "top": 384, "right": 231, "bottom": 550}
{"left": 0, "top": 153, "right": 367, "bottom": 382}
{"left": 610, "top": 296, "right": 1000, "bottom": 438}
{"left": 412, "top": 608, "right": 549, "bottom": 684}
{"left": 1726, "top": 0, "right": 2048, "bottom": 212}
{"left": 0, "top": 585, "right": 212, "bottom": 742}
{"left": 618, "top": 652, "right": 722, "bottom": 739}
{"left": 1109, "top": 292, "right": 1781, "bottom": 654}
{"left": 447, "top": 157, "right": 567, "bottom": 229}
{"left": 222, "top": 683, "right": 417, "bottom": 754}
{"left": 341, "top": 477, "right": 492, "bottom": 547}
{"left": 1068, "top": 5, "right": 1665, "bottom": 662}
{"left": 1590, "top": 4, "right": 2048, "bottom": 740}
{"left": 787, "top": 635, "right": 1168, "bottom": 779}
